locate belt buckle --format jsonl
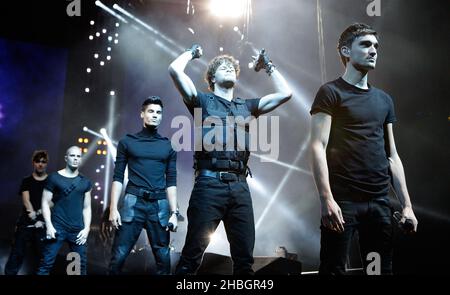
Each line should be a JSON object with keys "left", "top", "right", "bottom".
{"left": 141, "top": 190, "right": 151, "bottom": 199}
{"left": 218, "top": 171, "right": 227, "bottom": 181}
{"left": 218, "top": 171, "right": 236, "bottom": 182}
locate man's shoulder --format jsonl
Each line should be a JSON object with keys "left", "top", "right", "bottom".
{"left": 119, "top": 133, "right": 137, "bottom": 143}
{"left": 45, "top": 172, "right": 59, "bottom": 185}
{"left": 22, "top": 175, "right": 33, "bottom": 183}
{"left": 316, "top": 78, "right": 342, "bottom": 96}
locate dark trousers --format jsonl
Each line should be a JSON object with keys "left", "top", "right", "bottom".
{"left": 319, "top": 196, "right": 394, "bottom": 275}
{"left": 109, "top": 198, "right": 170, "bottom": 275}
{"left": 175, "top": 176, "right": 255, "bottom": 275}
{"left": 4, "top": 224, "right": 45, "bottom": 275}
{"left": 37, "top": 226, "right": 87, "bottom": 275}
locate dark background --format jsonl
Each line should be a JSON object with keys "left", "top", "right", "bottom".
{"left": 0, "top": 0, "right": 448, "bottom": 274}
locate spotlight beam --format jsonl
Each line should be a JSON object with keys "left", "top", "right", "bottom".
{"left": 83, "top": 126, "right": 118, "bottom": 145}
{"left": 112, "top": 3, "right": 185, "bottom": 52}
{"left": 251, "top": 154, "right": 312, "bottom": 176}
{"left": 255, "top": 134, "right": 311, "bottom": 230}
{"left": 95, "top": 1, "right": 128, "bottom": 24}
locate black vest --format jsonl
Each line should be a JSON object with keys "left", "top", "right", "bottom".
{"left": 194, "top": 94, "right": 254, "bottom": 172}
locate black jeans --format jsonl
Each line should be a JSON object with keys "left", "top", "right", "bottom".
{"left": 109, "top": 196, "right": 170, "bottom": 275}
{"left": 4, "top": 224, "right": 45, "bottom": 275}
{"left": 319, "top": 196, "right": 394, "bottom": 275}
{"left": 175, "top": 176, "right": 255, "bottom": 275}
{"left": 37, "top": 225, "right": 87, "bottom": 275}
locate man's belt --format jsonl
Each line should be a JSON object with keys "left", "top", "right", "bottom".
{"left": 196, "top": 158, "right": 245, "bottom": 172}
{"left": 196, "top": 169, "right": 247, "bottom": 182}
{"left": 126, "top": 186, "right": 166, "bottom": 200}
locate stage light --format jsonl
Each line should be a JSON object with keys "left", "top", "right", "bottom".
{"left": 100, "top": 200, "right": 104, "bottom": 204}
{"left": 89, "top": 35, "right": 94, "bottom": 40}
{"left": 96, "top": 169, "right": 100, "bottom": 173}
{"left": 95, "top": 182, "right": 99, "bottom": 186}
{"left": 114, "top": 39, "right": 119, "bottom": 44}
{"left": 101, "top": 165, "right": 105, "bottom": 169}
{"left": 106, "top": 55, "right": 111, "bottom": 60}
{"left": 78, "top": 138, "right": 83, "bottom": 143}
{"left": 85, "top": 88, "right": 90, "bottom": 93}
{"left": 110, "top": 90, "right": 115, "bottom": 96}
{"left": 86, "top": 67, "right": 91, "bottom": 73}
{"left": 97, "top": 186, "right": 101, "bottom": 191}
{"left": 108, "top": 36, "right": 113, "bottom": 41}
{"left": 102, "top": 28, "right": 107, "bottom": 33}
{"left": 96, "top": 150, "right": 101, "bottom": 155}
{"left": 94, "top": 53, "right": 99, "bottom": 59}
{"left": 209, "top": 232, "right": 219, "bottom": 243}
{"left": 107, "top": 47, "right": 111, "bottom": 51}
{"left": 94, "top": 195, "right": 98, "bottom": 200}
{"left": 90, "top": 20, "right": 95, "bottom": 25}
{"left": 115, "top": 22, "right": 120, "bottom": 27}
{"left": 233, "top": 26, "right": 239, "bottom": 32}
{"left": 115, "top": 33, "right": 119, "bottom": 37}
{"left": 83, "top": 126, "right": 88, "bottom": 131}
{"left": 210, "top": 0, "right": 245, "bottom": 18}
{"left": 219, "top": 47, "right": 224, "bottom": 52}
{"left": 97, "top": 140, "right": 102, "bottom": 145}
{"left": 95, "top": 32, "right": 100, "bottom": 37}
{"left": 103, "top": 141, "right": 107, "bottom": 145}
{"left": 100, "top": 61, "right": 105, "bottom": 66}
{"left": 83, "top": 138, "right": 89, "bottom": 143}
{"left": 102, "top": 150, "right": 107, "bottom": 155}
{"left": 100, "top": 128, "right": 106, "bottom": 134}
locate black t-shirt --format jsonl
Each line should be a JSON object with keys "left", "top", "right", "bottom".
{"left": 19, "top": 175, "right": 47, "bottom": 213}
{"left": 310, "top": 77, "right": 397, "bottom": 200}
{"left": 45, "top": 172, "right": 92, "bottom": 231}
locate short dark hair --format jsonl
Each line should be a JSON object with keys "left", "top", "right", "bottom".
{"left": 205, "top": 55, "right": 240, "bottom": 91}
{"left": 141, "top": 96, "right": 163, "bottom": 112}
{"left": 32, "top": 150, "right": 48, "bottom": 163}
{"left": 337, "top": 23, "right": 378, "bottom": 66}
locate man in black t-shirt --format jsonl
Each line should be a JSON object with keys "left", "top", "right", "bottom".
{"left": 169, "top": 45, "right": 292, "bottom": 274}
{"left": 37, "top": 146, "right": 92, "bottom": 275}
{"left": 4, "top": 150, "right": 48, "bottom": 275}
{"left": 309, "top": 23, "right": 418, "bottom": 275}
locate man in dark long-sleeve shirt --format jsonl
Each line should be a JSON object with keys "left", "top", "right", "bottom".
{"left": 108, "top": 97, "right": 178, "bottom": 275}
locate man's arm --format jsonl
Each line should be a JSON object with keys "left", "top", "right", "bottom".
{"left": 385, "top": 123, "right": 418, "bottom": 232}
{"left": 168, "top": 45, "right": 202, "bottom": 104}
{"left": 309, "top": 113, "right": 345, "bottom": 232}
{"left": 76, "top": 190, "right": 92, "bottom": 245}
{"left": 109, "top": 181, "right": 123, "bottom": 229}
{"left": 21, "top": 191, "right": 36, "bottom": 220}
{"left": 165, "top": 149, "right": 178, "bottom": 231}
{"left": 257, "top": 69, "right": 293, "bottom": 115}
{"left": 42, "top": 188, "right": 57, "bottom": 238}
{"left": 166, "top": 186, "right": 178, "bottom": 232}
{"left": 109, "top": 140, "right": 128, "bottom": 229}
